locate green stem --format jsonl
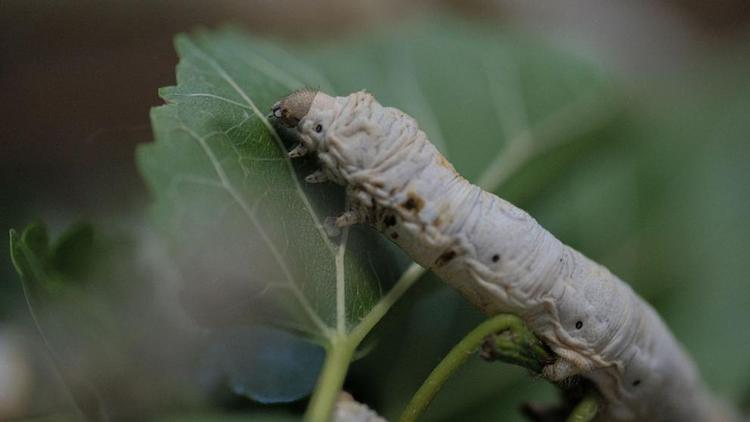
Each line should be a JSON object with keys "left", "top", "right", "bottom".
{"left": 400, "top": 314, "right": 538, "bottom": 422}
{"left": 304, "top": 336, "right": 356, "bottom": 422}
{"left": 304, "top": 264, "right": 426, "bottom": 422}
{"left": 349, "top": 263, "right": 425, "bottom": 346}
{"left": 566, "top": 394, "right": 599, "bottom": 422}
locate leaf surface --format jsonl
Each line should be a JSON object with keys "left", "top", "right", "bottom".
{"left": 138, "top": 32, "right": 399, "bottom": 342}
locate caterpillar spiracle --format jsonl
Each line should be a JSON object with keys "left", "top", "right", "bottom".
{"left": 270, "top": 90, "right": 729, "bottom": 421}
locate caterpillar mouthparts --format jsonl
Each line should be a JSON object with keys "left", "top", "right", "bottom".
{"left": 271, "top": 88, "right": 319, "bottom": 128}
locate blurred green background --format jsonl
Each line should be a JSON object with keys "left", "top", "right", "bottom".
{"left": 2, "top": 1, "right": 750, "bottom": 421}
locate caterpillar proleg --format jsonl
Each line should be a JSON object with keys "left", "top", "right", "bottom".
{"left": 271, "top": 90, "right": 730, "bottom": 421}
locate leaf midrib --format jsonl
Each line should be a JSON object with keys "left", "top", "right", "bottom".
{"left": 178, "top": 38, "right": 339, "bottom": 338}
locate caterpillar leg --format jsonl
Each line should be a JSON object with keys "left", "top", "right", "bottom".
{"left": 305, "top": 169, "right": 329, "bottom": 184}
{"left": 323, "top": 210, "right": 363, "bottom": 237}
{"left": 542, "top": 357, "right": 584, "bottom": 382}
{"left": 335, "top": 211, "right": 361, "bottom": 228}
{"left": 288, "top": 143, "right": 309, "bottom": 158}
{"left": 323, "top": 217, "right": 342, "bottom": 237}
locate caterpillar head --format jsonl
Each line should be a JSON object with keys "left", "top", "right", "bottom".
{"left": 271, "top": 89, "right": 318, "bottom": 128}
{"left": 271, "top": 89, "right": 341, "bottom": 152}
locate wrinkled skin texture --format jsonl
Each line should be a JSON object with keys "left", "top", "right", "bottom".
{"left": 273, "top": 90, "right": 729, "bottom": 421}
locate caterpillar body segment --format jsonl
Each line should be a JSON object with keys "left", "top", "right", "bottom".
{"left": 271, "top": 90, "right": 726, "bottom": 421}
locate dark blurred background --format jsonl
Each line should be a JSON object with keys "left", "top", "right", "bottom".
{"left": 2, "top": 1, "right": 750, "bottom": 420}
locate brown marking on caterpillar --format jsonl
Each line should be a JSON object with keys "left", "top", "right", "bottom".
{"left": 390, "top": 232, "right": 399, "bottom": 240}
{"left": 434, "top": 249, "right": 457, "bottom": 267}
{"left": 401, "top": 192, "right": 424, "bottom": 213}
{"left": 434, "top": 201, "right": 454, "bottom": 230}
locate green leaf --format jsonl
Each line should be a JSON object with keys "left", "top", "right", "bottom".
{"left": 10, "top": 223, "right": 57, "bottom": 300}
{"left": 202, "top": 326, "right": 325, "bottom": 403}
{"left": 9, "top": 222, "right": 115, "bottom": 420}
{"left": 138, "top": 30, "right": 399, "bottom": 344}
{"left": 10, "top": 222, "right": 97, "bottom": 301}
{"left": 52, "top": 222, "right": 95, "bottom": 280}
{"left": 297, "top": 21, "right": 616, "bottom": 187}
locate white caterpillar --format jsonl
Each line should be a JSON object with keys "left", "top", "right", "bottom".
{"left": 271, "top": 90, "right": 728, "bottom": 421}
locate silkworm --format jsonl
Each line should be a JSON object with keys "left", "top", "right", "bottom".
{"left": 271, "top": 89, "right": 729, "bottom": 421}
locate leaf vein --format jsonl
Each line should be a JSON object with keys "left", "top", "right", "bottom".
{"left": 177, "top": 122, "right": 332, "bottom": 335}
{"left": 184, "top": 37, "right": 337, "bottom": 255}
